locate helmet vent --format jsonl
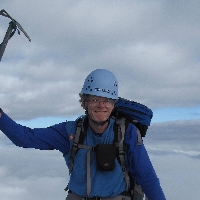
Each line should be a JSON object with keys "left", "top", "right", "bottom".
{"left": 87, "top": 76, "right": 93, "bottom": 82}
{"left": 113, "top": 81, "right": 118, "bottom": 87}
{"left": 86, "top": 86, "right": 92, "bottom": 91}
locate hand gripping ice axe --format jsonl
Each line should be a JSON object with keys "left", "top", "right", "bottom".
{"left": 0, "top": 9, "right": 31, "bottom": 61}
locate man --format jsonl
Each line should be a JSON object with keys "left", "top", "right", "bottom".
{"left": 0, "top": 69, "right": 166, "bottom": 200}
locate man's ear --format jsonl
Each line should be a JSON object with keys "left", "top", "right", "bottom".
{"left": 81, "top": 101, "right": 87, "bottom": 110}
{"left": 81, "top": 102, "right": 85, "bottom": 109}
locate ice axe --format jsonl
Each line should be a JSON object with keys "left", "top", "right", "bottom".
{"left": 0, "top": 9, "right": 31, "bottom": 61}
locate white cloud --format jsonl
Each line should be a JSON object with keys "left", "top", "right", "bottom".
{"left": 0, "top": 145, "right": 68, "bottom": 200}
{"left": 144, "top": 119, "right": 200, "bottom": 199}
{"left": 174, "top": 150, "right": 200, "bottom": 157}
{"left": 148, "top": 152, "right": 200, "bottom": 200}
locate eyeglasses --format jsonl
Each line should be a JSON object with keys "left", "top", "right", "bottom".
{"left": 87, "top": 97, "right": 115, "bottom": 107}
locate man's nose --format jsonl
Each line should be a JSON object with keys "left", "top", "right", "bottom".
{"left": 98, "top": 101, "right": 106, "bottom": 107}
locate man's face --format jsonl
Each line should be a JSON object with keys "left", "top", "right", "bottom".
{"left": 85, "top": 95, "right": 115, "bottom": 123}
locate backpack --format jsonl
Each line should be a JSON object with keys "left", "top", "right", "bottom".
{"left": 68, "top": 98, "right": 153, "bottom": 199}
{"left": 112, "top": 97, "right": 153, "bottom": 137}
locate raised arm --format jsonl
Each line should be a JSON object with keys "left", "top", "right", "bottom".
{"left": 0, "top": 109, "right": 70, "bottom": 154}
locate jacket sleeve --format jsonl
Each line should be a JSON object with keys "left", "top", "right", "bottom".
{"left": 125, "top": 123, "right": 166, "bottom": 200}
{"left": 0, "top": 110, "right": 70, "bottom": 154}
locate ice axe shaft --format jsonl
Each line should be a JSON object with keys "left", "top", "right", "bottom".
{"left": 0, "top": 21, "right": 14, "bottom": 61}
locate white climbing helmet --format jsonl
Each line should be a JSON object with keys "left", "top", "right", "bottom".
{"left": 81, "top": 69, "right": 118, "bottom": 99}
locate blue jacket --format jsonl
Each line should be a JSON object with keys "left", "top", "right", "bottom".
{"left": 0, "top": 111, "right": 166, "bottom": 200}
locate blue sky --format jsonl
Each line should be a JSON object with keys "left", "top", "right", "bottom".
{"left": 1, "top": 0, "right": 200, "bottom": 199}
{"left": 16, "top": 105, "right": 200, "bottom": 129}
{"left": 153, "top": 106, "right": 200, "bottom": 122}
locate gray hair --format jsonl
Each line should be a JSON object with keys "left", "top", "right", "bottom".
{"left": 79, "top": 93, "right": 89, "bottom": 103}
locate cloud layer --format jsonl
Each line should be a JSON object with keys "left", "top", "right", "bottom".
{"left": 145, "top": 120, "right": 200, "bottom": 199}
{"left": 1, "top": 119, "right": 200, "bottom": 199}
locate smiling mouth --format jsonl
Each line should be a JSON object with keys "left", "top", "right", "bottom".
{"left": 95, "top": 111, "right": 107, "bottom": 113}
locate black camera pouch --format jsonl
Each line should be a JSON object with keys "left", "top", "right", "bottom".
{"left": 95, "top": 144, "right": 116, "bottom": 171}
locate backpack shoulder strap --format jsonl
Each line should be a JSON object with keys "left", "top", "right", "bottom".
{"left": 114, "top": 116, "right": 144, "bottom": 194}
{"left": 69, "top": 116, "right": 94, "bottom": 196}
{"left": 114, "top": 116, "right": 143, "bottom": 146}
{"left": 69, "top": 116, "right": 88, "bottom": 174}
{"left": 114, "top": 117, "right": 130, "bottom": 190}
